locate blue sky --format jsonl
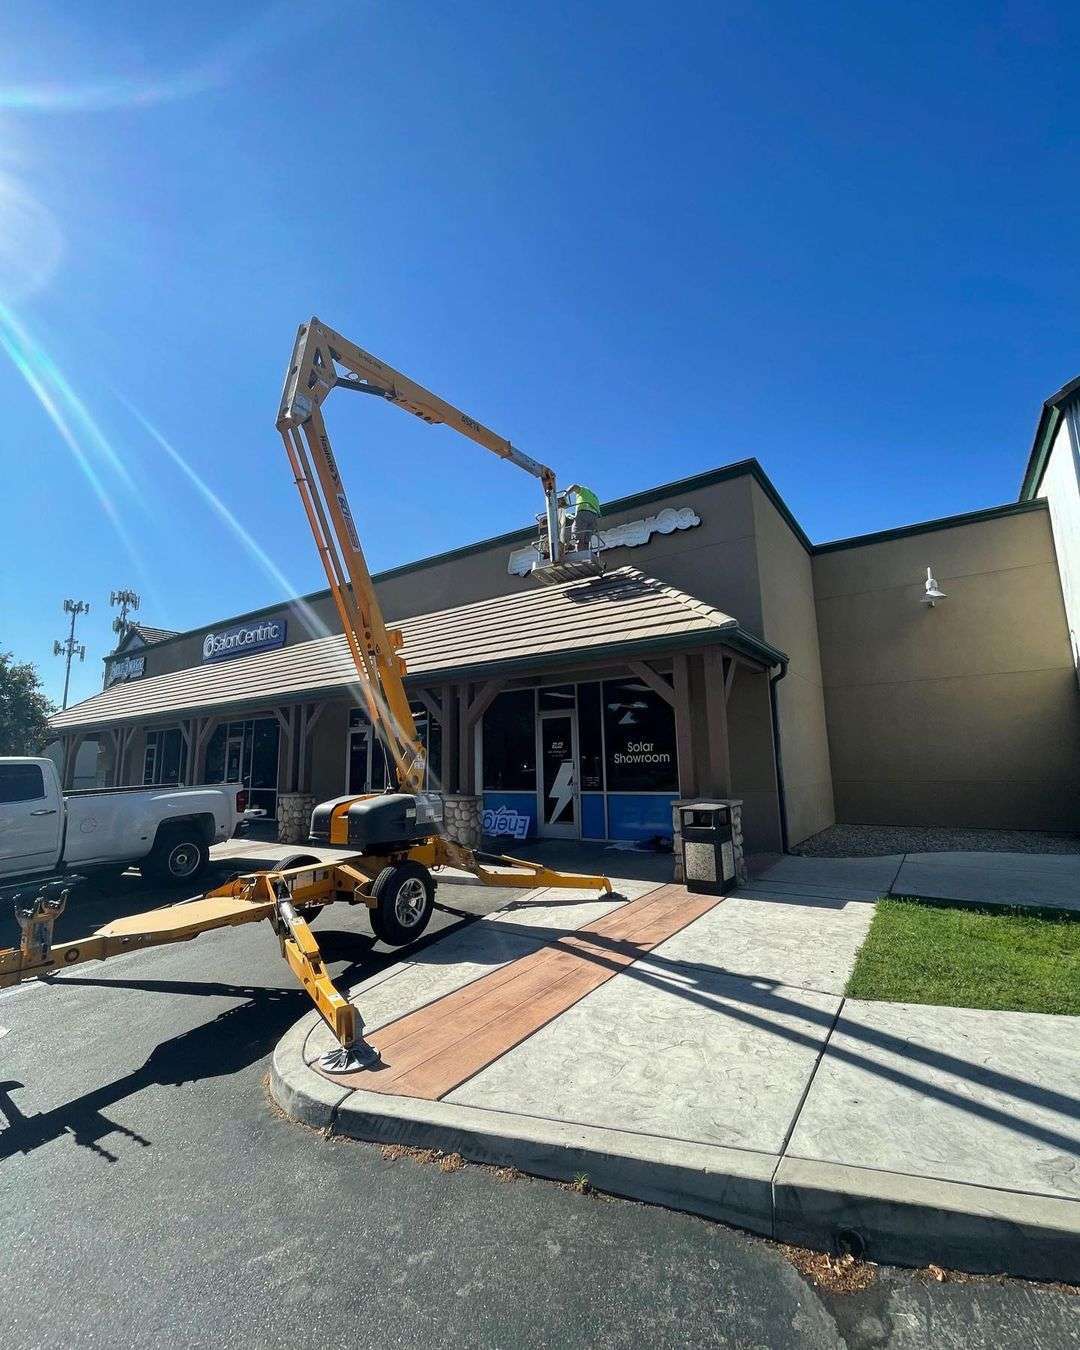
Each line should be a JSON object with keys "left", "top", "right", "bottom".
{"left": 2, "top": 1, "right": 1078, "bottom": 706}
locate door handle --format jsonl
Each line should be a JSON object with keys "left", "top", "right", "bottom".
{"left": 30, "top": 808, "right": 58, "bottom": 816}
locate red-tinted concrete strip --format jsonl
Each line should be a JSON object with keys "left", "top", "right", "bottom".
{"left": 321, "top": 883, "right": 721, "bottom": 1100}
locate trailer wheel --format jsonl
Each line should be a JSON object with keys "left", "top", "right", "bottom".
{"left": 144, "top": 827, "right": 209, "bottom": 884}
{"left": 277, "top": 853, "right": 324, "bottom": 921}
{"left": 369, "top": 861, "right": 435, "bottom": 946}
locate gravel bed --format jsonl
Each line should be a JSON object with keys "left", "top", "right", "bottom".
{"left": 794, "top": 823, "right": 1080, "bottom": 858}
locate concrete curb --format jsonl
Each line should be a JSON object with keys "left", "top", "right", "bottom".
{"left": 773, "top": 1156, "right": 1080, "bottom": 1284}
{"left": 271, "top": 1007, "right": 778, "bottom": 1236}
{"left": 271, "top": 1007, "right": 1080, "bottom": 1282}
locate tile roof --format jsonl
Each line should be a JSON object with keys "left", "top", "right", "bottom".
{"left": 130, "top": 624, "right": 180, "bottom": 645}
{"left": 51, "top": 567, "right": 783, "bottom": 731}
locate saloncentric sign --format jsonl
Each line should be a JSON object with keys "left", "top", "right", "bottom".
{"left": 202, "top": 617, "right": 288, "bottom": 663}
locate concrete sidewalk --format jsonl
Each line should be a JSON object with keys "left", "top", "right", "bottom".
{"left": 272, "top": 858, "right": 1080, "bottom": 1281}
{"left": 891, "top": 850, "right": 1080, "bottom": 912}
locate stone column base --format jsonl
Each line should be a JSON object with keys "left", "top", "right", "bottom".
{"left": 277, "top": 792, "right": 315, "bottom": 845}
{"left": 672, "top": 798, "right": 745, "bottom": 886}
{"left": 443, "top": 794, "right": 482, "bottom": 849}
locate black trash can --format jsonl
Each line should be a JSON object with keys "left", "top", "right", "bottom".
{"left": 680, "top": 803, "right": 737, "bottom": 896}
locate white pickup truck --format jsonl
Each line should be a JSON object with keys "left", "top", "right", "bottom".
{"left": 0, "top": 756, "right": 247, "bottom": 888}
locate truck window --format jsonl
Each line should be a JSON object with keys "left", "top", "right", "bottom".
{"left": 0, "top": 763, "right": 46, "bottom": 803}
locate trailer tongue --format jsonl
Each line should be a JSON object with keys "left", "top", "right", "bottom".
{"left": 1, "top": 849, "right": 612, "bottom": 1072}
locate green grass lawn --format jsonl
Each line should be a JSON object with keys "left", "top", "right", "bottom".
{"left": 845, "top": 898, "right": 1080, "bottom": 1015}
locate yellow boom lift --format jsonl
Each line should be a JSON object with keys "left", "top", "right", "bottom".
{"left": 0, "top": 319, "right": 610, "bottom": 1071}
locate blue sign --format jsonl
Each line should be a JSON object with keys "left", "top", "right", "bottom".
{"left": 202, "top": 616, "right": 287, "bottom": 663}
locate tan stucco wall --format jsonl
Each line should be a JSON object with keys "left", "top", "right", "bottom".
{"left": 88, "top": 467, "right": 817, "bottom": 836}
{"left": 118, "top": 471, "right": 765, "bottom": 683}
{"left": 725, "top": 662, "right": 783, "bottom": 853}
{"left": 749, "top": 481, "right": 835, "bottom": 845}
{"left": 376, "top": 471, "right": 764, "bottom": 632}
{"left": 814, "top": 506, "right": 1080, "bottom": 831}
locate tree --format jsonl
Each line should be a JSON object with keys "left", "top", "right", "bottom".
{"left": 0, "top": 650, "right": 55, "bottom": 755}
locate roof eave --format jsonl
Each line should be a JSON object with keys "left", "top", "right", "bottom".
{"left": 47, "top": 625, "right": 788, "bottom": 734}
{"left": 1019, "top": 374, "right": 1080, "bottom": 501}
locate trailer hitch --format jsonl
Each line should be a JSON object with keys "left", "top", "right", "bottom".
{"left": 13, "top": 877, "right": 82, "bottom": 970}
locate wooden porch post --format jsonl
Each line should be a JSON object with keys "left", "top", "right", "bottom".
{"left": 272, "top": 706, "right": 298, "bottom": 792}
{"left": 298, "top": 702, "right": 325, "bottom": 793}
{"left": 441, "top": 682, "right": 458, "bottom": 792}
{"left": 672, "top": 655, "right": 697, "bottom": 798}
{"left": 702, "top": 647, "right": 732, "bottom": 797}
{"left": 457, "top": 680, "right": 504, "bottom": 795}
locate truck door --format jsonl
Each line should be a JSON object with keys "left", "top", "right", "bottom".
{"left": 0, "top": 760, "right": 62, "bottom": 877}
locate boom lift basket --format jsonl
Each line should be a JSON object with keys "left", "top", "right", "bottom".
{"left": 529, "top": 486, "right": 606, "bottom": 585}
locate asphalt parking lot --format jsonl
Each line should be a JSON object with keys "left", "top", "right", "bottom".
{"left": 1, "top": 847, "right": 1077, "bottom": 1349}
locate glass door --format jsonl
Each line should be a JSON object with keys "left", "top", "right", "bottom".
{"left": 348, "top": 723, "right": 371, "bottom": 794}
{"left": 537, "top": 711, "right": 578, "bottom": 838}
{"left": 225, "top": 733, "right": 244, "bottom": 784}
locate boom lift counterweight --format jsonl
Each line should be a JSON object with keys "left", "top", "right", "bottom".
{"left": 0, "top": 322, "right": 612, "bottom": 1072}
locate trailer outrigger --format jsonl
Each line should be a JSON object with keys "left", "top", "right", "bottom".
{"left": 1, "top": 321, "right": 611, "bottom": 1071}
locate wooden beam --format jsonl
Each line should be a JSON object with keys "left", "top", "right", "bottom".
{"left": 724, "top": 656, "right": 737, "bottom": 702}
{"left": 113, "top": 726, "right": 135, "bottom": 787}
{"left": 304, "top": 701, "right": 326, "bottom": 738}
{"left": 702, "top": 647, "right": 731, "bottom": 796}
{"left": 457, "top": 684, "right": 472, "bottom": 794}
{"left": 297, "top": 702, "right": 325, "bottom": 792}
{"left": 59, "top": 734, "right": 74, "bottom": 789}
{"left": 672, "top": 655, "right": 697, "bottom": 798}
{"left": 273, "top": 707, "right": 297, "bottom": 792}
{"left": 464, "top": 678, "right": 505, "bottom": 727}
{"left": 628, "top": 660, "right": 675, "bottom": 708}
{"left": 414, "top": 687, "right": 442, "bottom": 721}
{"left": 441, "top": 682, "right": 458, "bottom": 793}
{"left": 191, "top": 716, "right": 221, "bottom": 785}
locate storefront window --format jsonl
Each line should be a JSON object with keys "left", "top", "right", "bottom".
{"left": 577, "top": 682, "right": 604, "bottom": 791}
{"left": 349, "top": 701, "right": 440, "bottom": 790}
{"left": 602, "top": 679, "right": 678, "bottom": 792}
{"left": 538, "top": 684, "right": 575, "bottom": 712}
{"left": 203, "top": 718, "right": 279, "bottom": 818}
{"left": 482, "top": 689, "right": 536, "bottom": 791}
{"left": 251, "top": 720, "right": 279, "bottom": 790}
{"left": 143, "top": 727, "right": 186, "bottom": 785}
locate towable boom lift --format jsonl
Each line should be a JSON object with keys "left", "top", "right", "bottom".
{"left": 0, "top": 320, "right": 610, "bottom": 1071}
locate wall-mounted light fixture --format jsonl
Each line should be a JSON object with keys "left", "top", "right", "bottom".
{"left": 922, "top": 566, "right": 946, "bottom": 607}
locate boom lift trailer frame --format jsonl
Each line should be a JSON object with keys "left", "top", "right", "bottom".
{"left": 0, "top": 320, "right": 611, "bottom": 1071}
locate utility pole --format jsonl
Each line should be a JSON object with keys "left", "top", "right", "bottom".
{"left": 110, "top": 588, "right": 141, "bottom": 644}
{"left": 54, "top": 598, "right": 89, "bottom": 710}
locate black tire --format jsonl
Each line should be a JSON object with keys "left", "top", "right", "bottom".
{"left": 277, "top": 853, "right": 324, "bottom": 920}
{"left": 369, "top": 861, "right": 435, "bottom": 946}
{"left": 144, "top": 827, "right": 209, "bottom": 884}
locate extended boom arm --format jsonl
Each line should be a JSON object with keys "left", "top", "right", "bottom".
{"left": 276, "top": 319, "right": 566, "bottom": 791}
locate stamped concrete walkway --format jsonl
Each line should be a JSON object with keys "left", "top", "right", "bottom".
{"left": 891, "top": 851, "right": 1080, "bottom": 912}
{"left": 273, "top": 854, "right": 1080, "bottom": 1280}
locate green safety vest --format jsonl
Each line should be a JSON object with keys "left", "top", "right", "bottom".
{"left": 568, "top": 485, "right": 601, "bottom": 516}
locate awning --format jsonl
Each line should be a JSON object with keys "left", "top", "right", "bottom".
{"left": 49, "top": 567, "right": 786, "bottom": 733}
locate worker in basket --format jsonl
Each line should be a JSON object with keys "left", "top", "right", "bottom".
{"left": 563, "top": 483, "right": 602, "bottom": 553}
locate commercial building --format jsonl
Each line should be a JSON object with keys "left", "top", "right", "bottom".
{"left": 48, "top": 379, "right": 1080, "bottom": 852}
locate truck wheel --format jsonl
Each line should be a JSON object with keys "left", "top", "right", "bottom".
{"left": 369, "top": 861, "right": 435, "bottom": 946}
{"left": 145, "top": 828, "right": 209, "bottom": 884}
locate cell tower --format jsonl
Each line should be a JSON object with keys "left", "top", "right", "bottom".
{"left": 110, "top": 588, "right": 141, "bottom": 643}
{"left": 54, "top": 598, "right": 89, "bottom": 710}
